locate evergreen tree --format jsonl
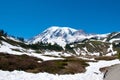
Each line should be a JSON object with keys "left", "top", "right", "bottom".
{"left": 0, "top": 29, "right": 4, "bottom": 36}
{"left": 65, "top": 44, "right": 72, "bottom": 50}
{"left": 17, "top": 37, "right": 24, "bottom": 42}
{"left": 0, "top": 29, "right": 7, "bottom": 37}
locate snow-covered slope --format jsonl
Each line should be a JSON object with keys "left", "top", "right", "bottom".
{"left": 0, "top": 35, "right": 64, "bottom": 61}
{"left": 107, "top": 32, "right": 120, "bottom": 43}
{"left": 29, "top": 26, "right": 108, "bottom": 47}
{"left": 29, "top": 26, "right": 77, "bottom": 46}
{"left": 29, "top": 26, "right": 83, "bottom": 45}
{"left": 0, "top": 27, "right": 120, "bottom": 80}
{"left": 0, "top": 59, "right": 119, "bottom": 80}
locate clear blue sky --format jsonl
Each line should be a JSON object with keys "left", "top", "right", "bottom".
{"left": 0, "top": 0, "right": 120, "bottom": 39}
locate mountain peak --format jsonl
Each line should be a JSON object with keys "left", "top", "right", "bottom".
{"left": 29, "top": 26, "right": 107, "bottom": 46}
{"left": 45, "top": 26, "right": 77, "bottom": 32}
{"left": 29, "top": 26, "right": 78, "bottom": 45}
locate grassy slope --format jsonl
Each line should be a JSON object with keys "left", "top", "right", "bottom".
{"left": 0, "top": 53, "right": 90, "bottom": 74}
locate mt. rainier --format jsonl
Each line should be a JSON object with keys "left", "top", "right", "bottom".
{"left": 29, "top": 26, "right": 108, "bottom": 46}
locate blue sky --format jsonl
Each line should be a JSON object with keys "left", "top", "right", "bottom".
{"left": 0, "top": 0, "right": 120, "bottom": 39}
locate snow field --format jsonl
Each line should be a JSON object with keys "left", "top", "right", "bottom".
{"left": 0, "top": 59, "right": 119, "bottom": 80}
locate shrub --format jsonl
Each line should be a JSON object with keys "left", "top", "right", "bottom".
{"left": 0, "top": 53, "right": 89, "bottom": 74}
{"left": 0, "top": 53, "right": 42, "bottom": 72}
{"left": 94, "top": 56, "right": 117, "bottom": 61}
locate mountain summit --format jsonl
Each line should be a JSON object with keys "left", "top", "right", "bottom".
{"left": 29, "top": 26, "right": 91, "bottom": 46}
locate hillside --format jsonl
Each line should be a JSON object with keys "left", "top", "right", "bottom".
{"left": 1, "top": 27, "right": 120, "bottom": 58}
{"left": 0, "top": 27, "right": 120, "bottom": 80}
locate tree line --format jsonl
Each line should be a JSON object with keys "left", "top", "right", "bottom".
{"left": 0, "top": 29, "right": 24, "bottom": 42}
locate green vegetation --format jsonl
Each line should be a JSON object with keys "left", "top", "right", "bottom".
{"left": 0, "top": 29, "right": 7, "bottom": 37}
{"left": 1, "top": 29, "right": 120, "bottom": 74}
{"left": 65, "top": 44, "right": 73, "bottom": 50}
{"left": 11, "top": 48, "right": 22, "bottom": 52}
{"left": 106, "top": 32, "right": 116, "bottom": 41}
{"left": 94, "top": 56, "right": 117, "bottom": 61}
{"left": 0, "top": 53, "right": 43, "bottom": 72}
{"left": 29, "top": 42, "right": 63, "bottom": 51}
{"left": 69, "top": 40, "right": 111, "bottom": 56}
{"left": 17, "top": 37, "right": 24, "bottom": 42}
{"left": 39, "top": 60, "right": 67, "bottom": 74}
{"left": 113, "top": 43, "right": 120, "bottom": 60}
{"left": 65, "top": 44, "right": 76, "bottom": 54}
{"left": 0, "top": 31, "right": 63, "bottom": 51}
{"left": 115, "top": 49, "right": 120, "bottom": 60}
{"left": 38, "top": 57, "right": 89, "bottom": 74}
{"left": 0, "top": 53, "right": 89, "bottom": 74}
{"left": 117, "top": 53, "right": 120, "bottom": 60}
{"left": 106, "top": 32, "right": 120, "bottom": 41}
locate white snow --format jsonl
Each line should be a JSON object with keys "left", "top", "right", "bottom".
{"left": 7, "top": 36, "right": 21, "bottom": 42}
{"left": 0, "top": 41, "right": 25, "bottom": 55}
{"left": 0, "top": 41, "right": 64, "bottom": 61}
{"left": 28, "top": 26, "right": 110, "bottom": 47}
{"left": 74, "top": 48, "right": 81, "bottom": 55}
{"left": 107, "top": 44, "right": 117, "bottom": 56}
{"left": 83, "top": 47, "right": 88, "bottom": 53}
{"left": 110, "top": 32, "right": 120, "bottom": 38}
{"left": 28, "top": 53, "right": 63, "bottom": 61}
{"left": 91, "top": 52, "right": 100, "bottom": 56}
{"left": 0, "top": 30, "right": 120, "bottom": 80}
{"left": 29, "top": 26, "right": 77, "bottom": 45}
{"left": 0, "top": 59, "right": 119, "bottom": 80}
{"left": 89, "top": 43, "right": 95, "bottom": 48}
{"left": 109, "top": 38, "right": 120, "bottom": 43}
{"left": 29, "top": 26, "right": 101, "bottom": 46}
{"left": 61, "top": 52, "right": 72, "bottom": 56}
{"left": 95, "top": 34, "right": 109, "bottom": 38}
{"left": 70, "top": 45, "right": 74, "bottom": 47}
{"left": 44, "top": 51, "right": 72, "bottom": 57}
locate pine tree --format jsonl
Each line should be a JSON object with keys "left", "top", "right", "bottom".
{"left": 17, "top": 37, "right": 24, "bottom": 42}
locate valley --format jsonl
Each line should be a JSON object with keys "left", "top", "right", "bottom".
{"left": 0, "top": 27, "right": 120, "bottom": 80}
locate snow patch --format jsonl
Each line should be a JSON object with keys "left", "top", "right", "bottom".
{"left": 0, "top": 59, "right": 119, "bottom": 80}
{"left": 107, "top": 44, "right": 117, "bottom": 56}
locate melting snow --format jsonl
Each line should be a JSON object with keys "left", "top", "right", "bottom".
{"left": 0, "top": 59, "right": 119, "bottom": 80}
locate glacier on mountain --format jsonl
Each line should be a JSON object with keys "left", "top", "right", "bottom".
{"left": 29, "top": 26, "right": 108, "bottom": 47}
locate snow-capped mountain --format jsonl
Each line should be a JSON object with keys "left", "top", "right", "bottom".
{"left": 29, "top": 26, "right": 107, "bottom": 46}
{"left": 1, "top": 27, "right": 120, "bottom": 80}
{"left": 29, "top": 26, "right": 77, "bottom": 46}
